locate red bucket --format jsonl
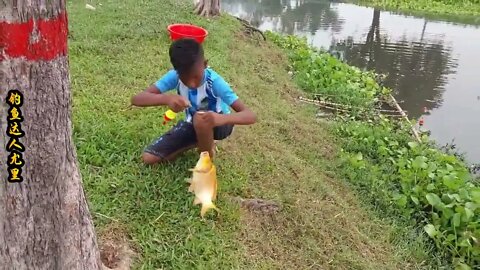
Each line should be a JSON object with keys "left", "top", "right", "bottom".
{"left": 167, "top": 24, "right": 208, "bottom": 44}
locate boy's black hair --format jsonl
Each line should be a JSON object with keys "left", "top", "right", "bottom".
{"left": 169, "top": 38, "right": 204, "bottom": 76}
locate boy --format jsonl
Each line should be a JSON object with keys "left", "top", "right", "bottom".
{"left": 131, "top": 38, "right": 256, "bottom": 165}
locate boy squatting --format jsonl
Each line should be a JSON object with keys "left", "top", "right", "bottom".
{"left": 131, "top": 38, "right": 257, "bottom": 165}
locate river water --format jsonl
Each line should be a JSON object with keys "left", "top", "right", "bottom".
{"left": 222, "top": 0, "right": 480, "bottom": 164}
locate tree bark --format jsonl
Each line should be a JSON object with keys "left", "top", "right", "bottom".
{"left": 0, "top": 1, "right": 102, "bottom": 269}
{"left": 195, "top": 0, "right": 221, "bottom": 17}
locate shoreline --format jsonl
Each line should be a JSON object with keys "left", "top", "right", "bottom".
{"left": 267, "top": 31, "right": 480, "bottom": 269}
{"left": 351, "top": 0, "right": 480, "bottom": 17}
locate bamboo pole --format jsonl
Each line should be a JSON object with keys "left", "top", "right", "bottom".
{"left": 299, "top": 98, "right": 350, "bottom": 113}
{"left": 389, "top": 94, "right": 421, "bottom": 142}
{"left": 298, "top": 97, "right": 403, "bottom": 118}
{"left": 310, "top": 95, "right": 402, "bottom": 113}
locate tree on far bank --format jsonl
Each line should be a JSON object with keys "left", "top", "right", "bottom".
{"left": 195, "top": 0, "right": 221, "bottom": 17}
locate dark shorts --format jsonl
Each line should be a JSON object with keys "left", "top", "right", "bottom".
{"left": 144, "top": 120, "right": 234, "bottom": 158}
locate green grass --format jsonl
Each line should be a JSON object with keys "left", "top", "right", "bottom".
{"left": 354, "top": 0, "right": 480, "bottom": 17}
{"left": 69, "top": 0, "right": 439, "bottom": 269}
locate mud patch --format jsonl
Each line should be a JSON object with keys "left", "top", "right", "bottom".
{"left": 98, "top": 222, "right": 136, "bottom": 270}
{"left": 232, "top": 196, "right": 282, "bottom": 214}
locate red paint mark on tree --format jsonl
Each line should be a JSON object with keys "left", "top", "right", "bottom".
{"left": 0, "top": 12, "right": 68, "bottom": 61}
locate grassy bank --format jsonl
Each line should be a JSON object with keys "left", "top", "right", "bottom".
{"left": 267, "top": 32, "right": 480, "bottom": 269}
{"left": 68, "top": 0, "right": 439, "bottom": 269}
{"left": 355, "top": 0, "right": 480, "bottom": 17}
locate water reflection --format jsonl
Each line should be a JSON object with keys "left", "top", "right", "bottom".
{"left": 222, "top": 0, "right": 344, "bottom": 35}
{"left": 329, "top": 9, "right": 458, "bottom": 117}
{"left": 223, "top": 0, "right": 480, "bottom": 162}
{"left": 223, "top": 1, "right": 458, "bottom": 117}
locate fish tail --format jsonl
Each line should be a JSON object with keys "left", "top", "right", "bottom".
{"left": 201, "top": 202, "right": 220, "bottom": 218}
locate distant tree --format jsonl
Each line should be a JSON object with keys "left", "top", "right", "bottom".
{"left": 195, "top": 0, "right": 221, "bottom": 17}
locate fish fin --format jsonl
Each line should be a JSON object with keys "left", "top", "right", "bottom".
{"left": 211, "top": 166, "right": 218, "bottom": 200}
{"left": 200, "top": 201, "right": 220, "bottom": 218}
{"left": 193, "top": 197, "right": 201, "bottom": 205}
{"left": 213, "top": 180, "right": 218, "bottom": 201}
{"left": 189, "top": 168, "right": 209, "bottom": 173}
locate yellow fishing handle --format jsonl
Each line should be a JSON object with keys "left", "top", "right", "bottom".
{"left": 165, "top": 109, "right": 177, "bottom": 119}
{"left": 163, "top": 101, "right": 192, "bottom": 125}
{"left": 163, "top": 109, "right": 177, "bottom": 125}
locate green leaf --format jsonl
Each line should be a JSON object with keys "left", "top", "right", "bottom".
{"left": 443, "top": 193, "right": 453, "bottom": 203}
{"left": 454, "top": 262, "right": 471, "bottom": 270}
{"left": 412, "top": 156, "right": 428, "bottom": 169}
{"left": 465, "top": 208, "right": 474, "bottom": 220}
{"left": 424, "top": 224, "right": 437, "bottom": 238}
{"left": 427, "top": 183, "right": 436, "bottom": 191}
{"left": 432, "top": 212, "right": 440, "bottom": 222}
{"left": 412, "top": 185, "right": 422, "bottom": 194}
{"left": 452, "top": 194, "right": 461, "bottom": 202}
{"left": 393, "top": 194, "right": 407, "bottom": 208}
{"left": 472, "top": 188, "right": 480, "bottom": 203}
{"left": 459, "top": 238, "right": 472, "bottom": 248}
{"left": 445, "top": 203, "right": 456, "bottom": 209}
{"left": 465, "top": 202, "right": 479, "bottom": 211}
{"left": 460, "top": 188, "right": 470, "bottom": 200}
{"left": 355, "top": 152, "right": 363, "bottom": 161}
{"left": 408, "top": 142, "right": 418, "bottom": 149}
{"left": 443, "top": 175, "right": 459, "bottom": 190}
{"left": 445, "top": 193, "right": 462, "bottom": 204}
{"left": 411, "top": 196, "right": 419, "bottom": 205}
{"left": 443, "top": 208, "right": 454, "bottom": 219}
{"left": 426, "top": 193, "right": 442, "bottom": 207}
{"left": 446, "top": 234, "right": 456, "bottom": 242}
{"left": 446, "top": 164, "right": 454, "bottom": 171}
{"left": 452, "top": 213, "right": 461, "bottom": 227}
{"left": 427, "top": 162, "right": 437, "bottom": 172}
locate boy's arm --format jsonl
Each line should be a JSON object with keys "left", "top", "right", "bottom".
{"left": 131, "top": 70, "right": 189, "bottom": 111}
{"left": 199, "top": 76, "right": 256, "bottom": 126}
{"left": 219, "top": 99, "right": 256, "bottom": 125}
{"left": 197, "top": 99, "right": 256, "bottom": 127}
{"left": 130, "top": 85, "right": 173, "bottom": 107}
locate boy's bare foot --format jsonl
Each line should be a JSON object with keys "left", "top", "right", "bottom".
{"left": 142, "top": 153, "right": 163, "bottom": 165}
{"left": 142, "top": 144, "right": 196, "bottom": 165}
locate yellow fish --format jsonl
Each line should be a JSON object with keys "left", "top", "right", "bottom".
{"left": 186, "top": 151, "right": 219, "bottom": 218}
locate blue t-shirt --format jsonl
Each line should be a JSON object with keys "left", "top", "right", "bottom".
{"left": 154, "top": 68, "right": 238, "bottom": 122}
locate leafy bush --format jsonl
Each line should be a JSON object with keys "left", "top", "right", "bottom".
{"left": 268, "top": 32, "right": 480, "bottom": 269}
{"left": 266, "top": 32, "right": 390, "bottom": 111}
{"left": 429, "top": 0, "right": 479, "bottom": 5}
{"left": 336, "top": 121, "right": 480, "bottom": 268}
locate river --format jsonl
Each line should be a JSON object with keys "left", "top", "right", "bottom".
{"left": 222, "top": 0, "right": 480, "bottom": 164}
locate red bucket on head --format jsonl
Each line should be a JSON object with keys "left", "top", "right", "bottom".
{"left": 167, "top": 24, "right": 208, "bottom": 44}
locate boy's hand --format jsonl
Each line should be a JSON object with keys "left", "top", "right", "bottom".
{"left": 167, "top": 95, "right": 190, "bottom": 112}
{"left": 196, "top": 111, "right": 225, "bottom": 127}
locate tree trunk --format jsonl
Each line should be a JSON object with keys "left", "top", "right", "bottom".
{"left": 195, "top": 0, "right": 221, "bottom": 17}
{"left": 0, "top": 1, "right": 102, "bottom": 269}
